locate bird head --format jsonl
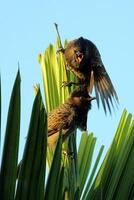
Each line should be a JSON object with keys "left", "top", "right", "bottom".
{"left": 63, "top": 37, "right": 104, "bottom": 72}
{"left": 70, "top": 89, "right": 96, "bottom": 107}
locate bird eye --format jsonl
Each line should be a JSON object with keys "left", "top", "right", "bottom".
{"left": 75, "top": 51, "right": 82, "bottom": 56}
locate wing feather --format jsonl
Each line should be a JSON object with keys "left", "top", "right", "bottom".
{"left": 88, "top": 65, "right": 119, "bottom": 114}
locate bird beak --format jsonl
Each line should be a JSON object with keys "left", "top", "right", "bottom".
{"left": 75, "top": 51, "right": 84, "bottom": 64}
{"left": 87, "top": 96, "right": 96, "bottom": 101}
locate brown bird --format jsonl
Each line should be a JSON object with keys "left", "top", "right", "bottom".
{"left": 48, "top": 89, "right": 95, "bottom": 147}
{"left": 60, "top": 37, "right": 118, "bottom": 114}
{"left": 16, "top": 90, "right": 95, "bottom": 176}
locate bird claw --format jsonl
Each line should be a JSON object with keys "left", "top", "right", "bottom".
{"left": 62, "top": 81, "right": 73, "bottom": 88}
{"left": 62, "top": 150, "right": 75, "bottom": 159}
{"left": 56, "top": 47, "right": 65, "bottom": 54}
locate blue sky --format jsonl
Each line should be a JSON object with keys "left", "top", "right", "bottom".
{"left": 1, "top": 0, "right": 134, "bottom": 159}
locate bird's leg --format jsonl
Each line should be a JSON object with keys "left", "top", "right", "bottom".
{"left": 62, "top": 81, "right": 77, "bottom": 87}
{"left": 62, "top": 81, "right": 84, "bottom": 88}
{"left": 62, "top": 149, "right": 75, "bottom": 159}
{"left": 56, "top": 47, "right": 65, "bottom": 54}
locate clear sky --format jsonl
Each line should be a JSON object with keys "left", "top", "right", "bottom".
{"left": 1, "top": 0, "right": 134, "bottom": 159}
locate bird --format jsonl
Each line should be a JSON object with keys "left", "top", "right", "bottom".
{"left": 59, "top": 37, "right": 118, "bottom": 114}
{"left": 16, "top": 90, "right": 95, "bottom": 176}
{"left": 48, "top": 88, "right": 95, "bottom": 147}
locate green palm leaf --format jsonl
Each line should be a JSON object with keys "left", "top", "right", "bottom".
{"left": 15, "top": 90, "right": 47, "bottom": 200}
{"left": 1, "top": 33, "right": 134, "bottom": 200}
{"left": 87, "top": 109, "right": 134, "bottom": 200}
{"left": 39, "top": 37, "right": 104, "bottom": 200}
{"left": 0, "top": 71, "right": 21, "bottom": 200}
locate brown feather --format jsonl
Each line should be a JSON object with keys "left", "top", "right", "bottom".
{"left": 63, "top": 37, "right": 119, "bottom": 114}
{"left": 47, "top": 89, "right": 93, "bottom": 147}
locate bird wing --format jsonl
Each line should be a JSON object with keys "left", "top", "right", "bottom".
{"left": 48, "top": 103, "right": 75, "bottom": 136}
{"left": 88, "top": 65, "right": 119, "bottom": 114}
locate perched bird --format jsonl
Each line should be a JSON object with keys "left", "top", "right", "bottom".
{"left": 16, "top": 90, "right": 95, "bottom": 176}
{"left": 60, "top": 37, "right": 118, "bottom": 114}
{"left": 48, "top": 89, "right": 95, "bottom": 147}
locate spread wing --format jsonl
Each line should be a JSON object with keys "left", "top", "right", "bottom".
{"left": 88, "top": 65, "right": 119, "bottom": 114}
{"left": 48, "top": 103, "right": 75, "bottom": 136}
{"left": 63, "top": 37, "right": 119, "bottom": 114}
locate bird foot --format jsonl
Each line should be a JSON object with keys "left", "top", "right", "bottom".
{"left": 62, "top": 81, "right": 74, "bottom": 88}
{"left": 56, "top": 47, "right": 65, "bottom": 54}
{"left": 62, "top": 150, "right": 75, "bottom": 159}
